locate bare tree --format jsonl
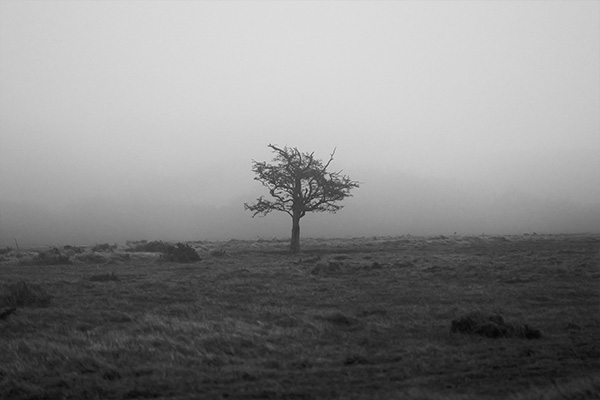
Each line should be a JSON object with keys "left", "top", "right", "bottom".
{"left": 245, "top": 144, "right": 359, "bottom": 254}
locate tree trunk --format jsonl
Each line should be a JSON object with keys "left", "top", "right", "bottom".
{"left": 290, "top": 211, "right": 301, "bottom": 254}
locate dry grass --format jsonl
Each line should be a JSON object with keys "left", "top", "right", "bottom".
{"left": 0, "top": 280, "right": 52, "bottom": 308}
{"left": 0, "top": 234, "right": 598, "bottom": 399}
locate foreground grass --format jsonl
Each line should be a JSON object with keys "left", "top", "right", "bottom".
{"left": 0, "top": 235, "right": 598, "bottom": 399}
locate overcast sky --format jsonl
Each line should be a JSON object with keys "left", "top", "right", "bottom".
{"left": 1, "top": 1, "right": 599, "bottom": 247}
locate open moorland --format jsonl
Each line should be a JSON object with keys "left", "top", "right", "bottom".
{"left": 0, "top": 234, "right": 599, "bottom": 399}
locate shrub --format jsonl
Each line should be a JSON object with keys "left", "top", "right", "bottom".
{"left": 63, "top": 245, "right": 85, "bottom": 254}
{"left": 26, "top": 248, "right": 71, "bottom": 265}
{"left": 0, "top": 247, "right": 12, "bottom": 255}
{"left": 160, "top": 243, "right": 201, "bottom": 263}
{"left": 311, "top": 260, "right": 342, "bottom": 275}
{"left": 75, "top": 252, "right": 109, "bottom": 264}
{"left": 91, "top": 243, "right": 117, "bottom": 253}
{"left": 210, "top": 249, "right": 227, "bottom": 257}
{"left": 0, "top": 280, "right": 52, "bottom": 307}
{"left": 109, "top": 253, "right": 131, "bottom": 263}
{"left": 126, "top": 240, "right": 172, "bottom": 253}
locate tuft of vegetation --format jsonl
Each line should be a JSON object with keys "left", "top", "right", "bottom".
{"left": 160, "top": 243, "right": 201, "bottom": 263}
{"left": 450, "top": 312, "right": 542, "bottom": 339}
{"left": 0, "top": 280, "right": 51, "bottom": 307}
{"left": 108, "top": 253, "right": 131, "bottom": 263}
{"left": 91, "top": 243, "right": 117, "bottom": 253}
{"left": 315, "top": 311, "right": 361, "bottom": 329}
{"left": 310, "top": 260, "right": 342, "bottom": 275}
{"left": 209, "top": 249, "right": 227, "bottom": 257}
{"left": 88, "top": 272, "right": 120, "bottom": 282}
{"left": 75, "top": 252, "right": 109, "bottom": 264}
{"left": 0, "top": 247, "right": 12, "bottom": 255}
{"left": 63, "top": 245, "right": 85, "bottom": 254}
{"left": 126, "top": 240, "right": 172, "bottom": 253}
{"left": 23, "top": 248, "right": 71, "bottom": 265}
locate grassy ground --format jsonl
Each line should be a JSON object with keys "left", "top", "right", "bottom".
{"left": 0, "top": 234, "right": 598, "bottom": 399}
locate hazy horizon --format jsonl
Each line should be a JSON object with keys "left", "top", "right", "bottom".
{"left": 1, "top": 1, "right": 599, "bottom": 248}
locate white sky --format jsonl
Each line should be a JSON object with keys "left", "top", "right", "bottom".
{"left": 1, "top": 1, "right": 599, "bottom": 245}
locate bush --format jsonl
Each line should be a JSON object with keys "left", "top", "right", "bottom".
{"left": 210, "top": 249, "right": 227, "bottom": 257}
{"left": 109, "top": 253, "right": 131, "bottom": 263}
{"left": 91, "top": 243, "right": 117, "bottom": 253}
{"left": 63, "top": 245, "right": 85, "bottom": 254}
{"left": 75, "top": 252, "right": 109, "bottom": 264}
{"left": 126, "top": 240, "right": 172, "bottom": 253}
{"left": 0, "top": 280, "right": 52, "bottom": 307}
{"left": 0, "top": 247, "right": 12, "bottom": 255}
{"left": 160, "top": 243, "right": 201, "bottom": 263}
{"left": 26, "top": 248, "right": 71, "bottom": 265}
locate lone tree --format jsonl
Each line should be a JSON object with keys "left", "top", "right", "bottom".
{"left": 245, "top": 144, "right": 359, "bottom": 254}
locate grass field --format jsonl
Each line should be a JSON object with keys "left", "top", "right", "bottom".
{"left": 1, "top": 234, "right": 599, "bottom": 399}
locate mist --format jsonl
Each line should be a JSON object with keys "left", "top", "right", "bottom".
{"left": 1, "top": 1, "right": 599, "bottom": 248}
{"left": 2, "top": 167, "right": 598, "bottom": 248}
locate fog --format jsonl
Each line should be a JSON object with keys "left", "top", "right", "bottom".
{"left": 1, "top": 2, "right": 599, "bottom": 248}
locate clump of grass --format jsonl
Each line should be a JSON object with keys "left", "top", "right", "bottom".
{"left": 0, "top": 280, "right": 52, "bottom": 307}
{"left": 310, "top": 260, "right": 343, "bottom": 275}
{"left": 314, "top": 311, "right": 361, "bottom": 329}
{"left": 88, "top": 272, "right": 119, "bottom": 282}
{"left": 160, "top": 243, "right": 201, "bottom": 263}
{"left": 450, "top": 312, "right": 542, "bottom": 339}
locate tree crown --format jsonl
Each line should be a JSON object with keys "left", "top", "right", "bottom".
{"left": 245, "top": 144, "right": 359, "bottom": 218}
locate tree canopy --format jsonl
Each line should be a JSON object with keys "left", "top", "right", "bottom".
{"left": 245, "top": 144, "right": 359, "bottom": 253}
